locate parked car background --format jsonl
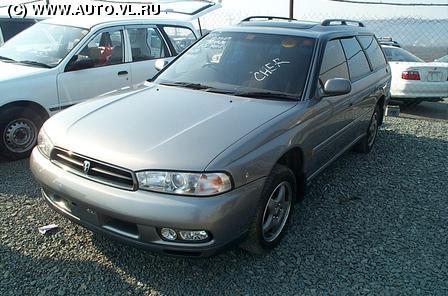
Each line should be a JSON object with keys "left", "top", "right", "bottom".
{"left": 382, "top": 45, "right": 448, "bottom": 106}
{"left": 0, "top": 1, "right": 221, "bottom": 161}
{"left": 0, "top": 17, "right": 42, "bottom": 47}
{"left": 435, "top": 55, "right": 448, "bottom": 63}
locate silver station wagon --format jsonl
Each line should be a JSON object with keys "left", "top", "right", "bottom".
{"left": 31, "top": 17, "right": 391, "bottom": 257}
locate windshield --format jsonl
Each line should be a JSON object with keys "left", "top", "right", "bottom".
{"left": 156, "top": 31, "right": 316, "bottom": 99}
{"left": 0, "top": 23, "right": 88, "bottom": 68}
{"left": 383, "top": 47, "right": 424, "bottom": 63}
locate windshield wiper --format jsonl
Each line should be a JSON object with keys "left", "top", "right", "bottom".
{"left": 160, "top": 81, "right": 212, "bottom": 90}
{"left": 234, "top": 91, "right": 298, "bottom": 101}
{"left": 18, "top": 60, "right": 52, "bottom": 68}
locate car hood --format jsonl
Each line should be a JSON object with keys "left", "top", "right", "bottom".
{"left": 0, "top": 61, "right": 49, "bottom": 80}
{"left": 46, "top": 84, "right": 296, "bottom": 172}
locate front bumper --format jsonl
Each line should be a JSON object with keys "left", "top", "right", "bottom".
{"left": 30, "top": 148, "right": 265, "bottom": 257}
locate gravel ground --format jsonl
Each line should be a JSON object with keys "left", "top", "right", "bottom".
{"left": 1, "top": 117, "right": 447, "bottom": 295}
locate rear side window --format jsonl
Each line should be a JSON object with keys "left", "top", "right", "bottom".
{"left": 162, "top": 26, "right": 197, "bottom": 54}
{"left": 358, "top": 36, "right": 387, "bottom": 70}
{"left": 0, "top": 24, "right": 4, "bottom": 46}
{"left": 0, "top": 20, "right": 34, "bottom": 41}
{"left": 341, "top": 37, "right": 371, "bottom": 81}
{"left": 319, "top": 39, "right": 349, "bottom": 86}
{"left": 128, "top": 27, "right": 167, "bottom": 61}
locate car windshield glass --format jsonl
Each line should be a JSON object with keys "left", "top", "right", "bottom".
{"left": 156, "top": 31, "right": 316, "bottom": 99}
{"left": 0, "top": 23, "right": 88, "bottom": 68}
{"left": 383, "top": 47, "right": 424, "bottom": 63}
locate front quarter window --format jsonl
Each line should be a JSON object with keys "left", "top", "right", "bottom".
{"left": 0, "top": 23, "right": 88, "bottom": 67}
{"left": 156, "top": 31, "right": 316, "bottom": 98}
{"left": 162, "top": 26, "right": 197, "bottom": 54}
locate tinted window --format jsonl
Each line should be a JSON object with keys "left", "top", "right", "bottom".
{"left": 320, "top": 39, "right": 349, "bottom": 86}
{"left": 341, "top": 37, "right": 371, "bottom": 81}
{"left": 382, "top": 47, "right": 424, "bottom": 63}
{"left": 128, "top": 27, "right": 167, "bottom": 61}
{"left": 157, "top": 32, "right": 316, "bottom": 97}
{"left": 0, "top": 25, "right": 4, "bottom": 46}
{"left": 358, "top": 36, "right": 387, "bottom": 70}
{"left": 0, "top": 20, "right": 34, "bottom": 41}
{"left": 163, "top": 26, "right": 197, "bottom": 54}
{"left": 77, "top": 29, "right": 124, "bottom": 68}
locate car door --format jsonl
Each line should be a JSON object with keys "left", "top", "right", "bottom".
{"left": 126, "top": 25, "right": 172, "bottom": 84}
{"left": 308, "top": 39, "right": 354, "bottom": 175}
{"left": 340, "top": 37, "right": 377, "bottom": 138}
{"left": 57, "top": 26, "right": 131, "bottom": 109}
{"left": 355, "top": 35, "right": 389, "bottom": 131}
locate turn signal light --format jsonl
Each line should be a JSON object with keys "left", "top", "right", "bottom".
{"left": 402, "top": 71, "right": 420, "bottom": 80}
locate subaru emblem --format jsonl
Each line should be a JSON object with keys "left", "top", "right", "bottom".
{"left": 83, "top": 160, "right": 91, "bottom": 174}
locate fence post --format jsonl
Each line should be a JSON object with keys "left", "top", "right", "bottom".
{"left": 289, "top": 0, "right": 294, "bottom": 19}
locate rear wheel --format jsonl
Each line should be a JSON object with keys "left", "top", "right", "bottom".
{"left": 354, "top": 105, "right": 380, "bottom": 154}
{"left": 241, "top": 165, "right": 296, "bottom": 254}
{"left": 0, "top": 107, "right": 45, "bottom": 160}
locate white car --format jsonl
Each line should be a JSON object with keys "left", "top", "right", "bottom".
{"left": 382, "top": 45, "right": 448, "bottom": 105}
{"left": 0, "top": 1, "right": 220, "bottom": 160}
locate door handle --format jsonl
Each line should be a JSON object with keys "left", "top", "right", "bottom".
{"left": 117, "top": 71, "right": 128, "bottom": 76}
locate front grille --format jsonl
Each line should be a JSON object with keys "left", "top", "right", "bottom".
{"left": 51, "top": 147, "right": 136, "bottom": 191}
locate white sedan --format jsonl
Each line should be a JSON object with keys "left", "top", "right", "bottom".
{"left": 382, "top": 45, "right": 448, "bottom": 105}
{"left": 0, "top": 1, "right": 220, "bottom": 160}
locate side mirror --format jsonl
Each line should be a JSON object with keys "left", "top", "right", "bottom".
{"left": 154, "top": 59, "right": 169, "bottom": 71}
{"left": 66, "top": 55, "right": 95, "bottom": 72}
{"left": 323, "top": 78, "right": 352, "bottom": 96}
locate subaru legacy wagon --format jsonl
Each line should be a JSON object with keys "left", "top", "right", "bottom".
{"left": 31, "top": 17, "right": 391, "bottom": 257}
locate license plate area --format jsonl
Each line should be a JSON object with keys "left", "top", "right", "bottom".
{"left": 428, "top": 71, "right": 443, "bottom": 82}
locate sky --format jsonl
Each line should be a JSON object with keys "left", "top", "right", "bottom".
{"left": 1, "top": 0, "right": 447, "bottom": 20}
{"left": 221, "top": 0, "right": 448, "bottom": 20}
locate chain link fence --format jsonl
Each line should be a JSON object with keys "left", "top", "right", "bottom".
{"left": 199, "top": 5, "right": 447, "bottom": 119}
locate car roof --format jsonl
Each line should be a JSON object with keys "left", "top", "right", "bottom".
{"left": 0, "top": 16, "right": 45, "bottom": 21}
{"left": 41, "top": 16, "right": 194, "bottom": 30}
{"left": 228, "top": 18, "right": 373, "bottom": 39}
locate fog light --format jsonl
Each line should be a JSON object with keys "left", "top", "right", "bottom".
{"left": 160, "top": 228, "right": 177, "bottom": 241}
{"left": 179, "top": 230, "right": 209, "bottom": 241}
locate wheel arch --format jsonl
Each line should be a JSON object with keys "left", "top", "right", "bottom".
{"left": 0, "top": 100, "right": 50, "bottom": 121}
{"left": 274, "top": 146, "right": 307, "bottom": 199}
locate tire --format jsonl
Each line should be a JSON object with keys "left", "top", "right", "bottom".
{"left": 0, "top": 107, "right": 45, "bottom": 161}
{"left": 241, "top": 164, "right": 297, "bottom": 254}
{"left": 353, "top": 105, "right": 380, "bottom": 154}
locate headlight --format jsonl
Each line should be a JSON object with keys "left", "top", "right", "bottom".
{"left": 136, "top": 171, "right": 232, "bottom": 196}
{"left": 37, "top": 129, "right": 53, "bottom": 158}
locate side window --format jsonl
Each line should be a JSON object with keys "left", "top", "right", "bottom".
{"left": 128, "top": 27, "right": 167, "bottom": 62}
{"left": 340, "top": 37, "right": 371, "bottom": 81}
{"left": 358, "top": 36, "right": 387, "bottom": 70}
{"left": 162, "top": 26, "right": 197, "bottom": 54}
{"left": 319, "top": 39, "right": 349, "bottom": 86}
{"left": 0, "top": 24, "right": 4, "bottom": 46}
{"left": 77, "top": 29, "right": 124, "bottom": 69}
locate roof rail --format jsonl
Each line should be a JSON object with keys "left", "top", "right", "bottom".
{"left": 321, "top": 19, "right": 365, "bottom": 27}
{"left": 240, "top": 16, "right": 298, "bottom": 23}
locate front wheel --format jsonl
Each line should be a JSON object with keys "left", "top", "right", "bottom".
{"left": 0, "top": 107, "right": 44, "bottom": 161}
{"left": 241, "top": 165, "right": 297, "bottom": 254}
